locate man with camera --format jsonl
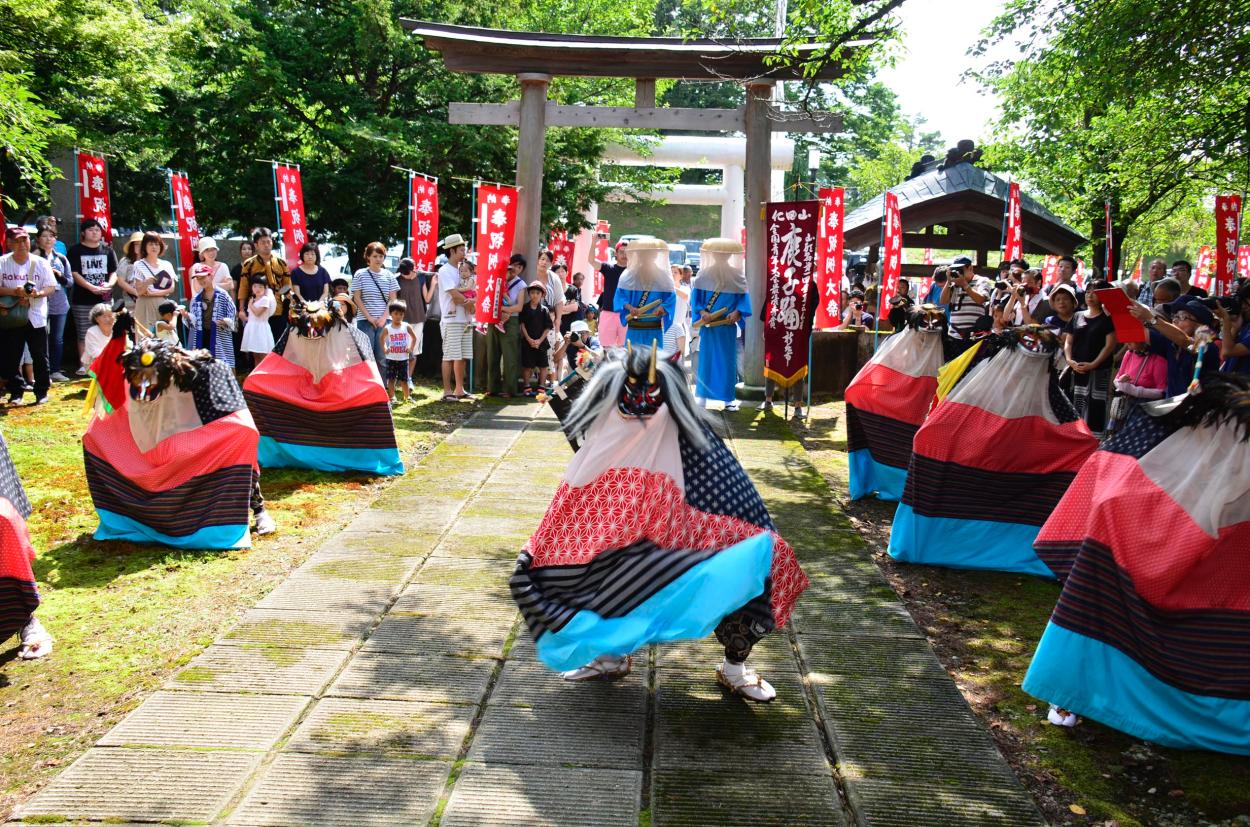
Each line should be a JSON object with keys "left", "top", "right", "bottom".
{"left": 1003, "top": 268, "right": 1051, "bottom": 326}
{"left": 0, "top": 228, "right": 59, "bottom": 404}
{"left": 939, "top": 255, "right": 992, "bottom": 359}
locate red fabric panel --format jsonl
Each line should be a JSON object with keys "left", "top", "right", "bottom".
{"left": 0, "top": 497, "right": 35, "bottom": 582}
{"left": 845, "top": 362, "right": 937, "bottom": 427}
{"left": 1037, "top": 451, "right": 1129, "bottom": 550}
{"left": 90, "top": 336, "right": 129, "bottom": 412}
{"left": 526, "top": 468, "right": 808, "bottom": 628}
{"left": 83, "top": 410, "right": 258, "bottom": 492}
{"left": 914, "top": 401, "right": 1096, "bottom": 475}
{"left": 243, "top": 354, "right": 388, "bottom": 411}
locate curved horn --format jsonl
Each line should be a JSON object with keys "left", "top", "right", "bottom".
{"left": 648, "top": 342, "right": 657, "bottom": 385}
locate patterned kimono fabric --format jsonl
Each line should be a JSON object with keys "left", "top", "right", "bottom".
{"left": 1024, "top": 375, "right": 1250, "bottom": 753}
{"left": 888, "top": 337, "right": 1098, "bottom": 576}
{"left": 0, "top": 431, "right": 38, "bottom": 641}
{"left": 845, "top": 319, "right": 944, "bottom": 501}
{"left": 243, "top": 325, "right": 402, "bottom": 475}
{"left": 83, "top": 359, "right": 260, "bottom": 550}
{"left": 511, "top": 348, "right": 808, "bottom": 672}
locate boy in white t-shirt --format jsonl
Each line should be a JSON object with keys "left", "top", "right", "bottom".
{"left": 382, "top": 300, "right": 418, "bottom": 403}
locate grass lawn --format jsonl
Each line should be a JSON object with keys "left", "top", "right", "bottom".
{"left": 0, "top": 376, "right": 473, "bottom": 819}
{"left": 793, "top": 399, "right": 1250, "bottom": 827}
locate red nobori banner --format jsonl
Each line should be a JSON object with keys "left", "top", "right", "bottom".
{"left": 763, "top": 200, "right": 818, "bottom": 388}
{"left": 1042, "top": 254, "right": 1059, "bottom": 286}
{"left": 408, "top": 175, "right": 439, "bottom": 273}
{"left": 1215, "top": 194, "right": 1242, "bottom": 294}
{"left": 1194, "top": 245, "right": 1213, "bottom": 293}
{"left": 548, "top": 228, "right": 576, "bottom": 279}
{"left": 878, "top": 191, "right": 902, "bottom": 319}
{"left": 1002, "top": 181, "right": 1023, "bottom": 263}
{"left": 1239, "top": 246, "right": 1250, "bottom": 278}
{"left": 815, "top": 187, "right": 844, "bottom": 329}
{"left": 274, "top": 164, "right": 308, "bottom": 270}
{"left": 76, "top": 151, "right": 113, "bottom": 242}
{"left": 474, "top": 183, "right": 518, "bottom": 325}
{"left": 169, "top": 172, "right": 201, "bottom": 297}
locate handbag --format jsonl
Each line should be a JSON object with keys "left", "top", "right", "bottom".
{"left": 0, "top": 295, "right": 30, "bottom": 330}
{"left": 1108, "top": 354, "right": 1150, "bottom": 426}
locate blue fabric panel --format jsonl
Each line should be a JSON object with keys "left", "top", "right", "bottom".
{"left": 887, "top": 502, "right": 1054, "bottom": 578}
{"left": 258, "top": 436, "right": 404, "bottom": 475}
{"left": 534, "top": 531, "right": 773, "bottom": 672}
{"left": 1024, "top": 623, "right": 1250, "bottom": 755}
{"left": 95, "top": 508, "right": 251, "bottom": 550}
{"left": 848, "top": 449, "right": 907, "bottom": 502}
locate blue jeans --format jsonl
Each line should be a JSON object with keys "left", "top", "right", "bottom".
{"left": 356, "top": 318, "right": 384, "bottom": 363}
{"left": 47, "top": 313, "right": 67, "bottom": 374}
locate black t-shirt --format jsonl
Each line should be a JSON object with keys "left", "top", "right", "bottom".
{"left": 1069, "top": 311, "right": 1115, "bottom": 363}
{"left": 1185, "top": 285, "right": 1209, "bottom": 298}
{"left": 559, "top": 300, "right": 587, "bottom": 334}
{"left": 597, "top": 263, "right": 626, "bottom": 312}
{"left": 520, "top": 302, "right": 553, "bottom": 341}
{"left": 290, "top": 265, "right": 331, "bottom": 301}
{"left": 67, "top": 243, "right": 118, "bottom": 305}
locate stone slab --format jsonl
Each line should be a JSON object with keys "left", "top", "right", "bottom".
{"left": 16, "top": 747, "right": 261, "bottom": 823}
{"left": 651, "top": 768, "right": 846, "bottom": 827}
{"left": 467, "top": 704, "right": 644, "bottom": 770}
{"left": 286, "top": 697, "right": 474, "bottom": 758}
{"left": 441, "top": 763, "right": 641, "bottom": 827}
{"left": 799, "top": 633, "right": 951, "bottom": 684}
{"left": 220, "top": 607, "right": 377, "bottom": 650}
{"left": 99, "top": 691, "right": 307, "bottom": 750}
{"left": 843, "top": 778, "right": 1044, "bottom": 827}
{"left": 392, "top": 583, "right": 517, "bottom": 620}
{"left": 166, "top": 644, "right": 350, "bottom": 696}
{"left": 255, "top": 572, "right": 401, "bottom": 615}
{"left": 328, "top": 652, "right": 497, "bottom": 705}
{"left": 414, "top": 557, "right": 512, "bottom": 595}
{"left": 793, "top": 601, "right": 923, "bottom": 639}
{"left": 360, "top": 611, "right": 515, "bottom": 658}
{"left": 345, "top": 508, "right": 458, "bottom": 537}
{"left": 431, "top": 530, "right": 533, "bottom": 561}
{"left": 490, "top": 657, "right": 648, "bottom": 715}
{"left": 228, "top": 753, "right": 450, "bottom": 827}
{"left": 311, "top": 530, "right": 441, "bottom": 562}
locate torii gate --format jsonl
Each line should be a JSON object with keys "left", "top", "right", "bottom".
{"left": 402, "top": 21, "right": 855, "bottom": 386}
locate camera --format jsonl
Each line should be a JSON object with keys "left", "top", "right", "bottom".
{"left": 1214, "top": 296, "right": 1241, "bottom": 316}
{"left": 994, "top": 280, "right": 1008, "bottom": 291}
{"left": 21, "top": 282, "right": 35, "bottom": 296}
{"left": 568, "top": 332, "right": 580, "bottom": 343}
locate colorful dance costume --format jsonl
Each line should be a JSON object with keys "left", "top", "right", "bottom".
{"left": 244, "top": 298, "right": 403, "bottom": 475}
{"left": 617, "top": 237, "right": 677, "bottom": 351}
{"left": 1024, "top": 375, "right": 1250, "bottom": 753}
{"left": 83, "top": 338, "right": 263, "bottom": 550}
{"left": 845, "top": 305, "right": 946, "bottom": 501}
{"left": 691, "top": 238, "right": 750, "bottom": 404}
{"left": 511, "top": 346, "right": 808, "bottom": 700}
{"left": 0, "top": 430, "right": 37, "bottom": 642}
{"left": 888, "top": 328, "right": 1098, "bottom": 576}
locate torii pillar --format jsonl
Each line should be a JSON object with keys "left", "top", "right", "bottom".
{"left": 743, "top": 80, "right": 774, "bottom": 388}
{"left": 514, "top": 73, "right": 551, "bottom": 272}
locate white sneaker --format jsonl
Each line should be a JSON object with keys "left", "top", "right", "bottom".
{"left": 716, "top": 659, "right": 776, "bottom": 702}
{"left": 724, "top": 401, "right": 741, "bottom": 412}
{"left": 253, "top": 509, "right": 276, "bottom": 536}
{"left": 561, "top": 654, "right": 632, "bottom": 682}
{"left": 18, "top": 617, "right": 53, "bottom": 660}
{"left": 1047, "top": 705, "right": 1078, "bottom": 727}
{"left": 74, "top": 367, "right": 88, "bottom": 377}
{"left": 757, "top": 400, "right": 773, "bottom": 411}
{"left": 50, "top": 372, "right": 70, "bottom": 383}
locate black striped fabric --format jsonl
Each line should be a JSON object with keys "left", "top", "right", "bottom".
{"left": 902, "top": 454, "right": 1076, "bottom": 526}
{"left": 1033, "top": 540, "right": 1080, "bottom": 580}
{"left": 1051, "top": 539, "right": 1250, "bottom": 700}
{"left": 511, "top": 541, "right": 770, "bottom": 639}
{"left": 1, "top": 576, "right": 39, "bottom": 640}
{"left": 846, "top": 403, "right": 918, "bottom": 469}
{"left": 244, "top": 392, "right": 398, "bottom": 450}
{"left": 83, "top": 452, "right": 255, "bottom": 537}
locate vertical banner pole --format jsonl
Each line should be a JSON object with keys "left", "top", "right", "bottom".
{"left": 470, "top": 181, "right": 479, "bottom": 254}
{"left": 874, "top": 199, "right": 886, "bottom": 355}
{"left": 999, "top": 176, "right": 1010, "bottom": 259}
{"left": 165, "top": 170, "right": 183, "bottom": 301}
{"left": 271, "top": 163, "right": 284, "bottom": 251}
{"left": 406, "top": 172, "right": 415, "bottom": 259}
{"left": 73, "top": 149, "right": 82, "bottom": 239}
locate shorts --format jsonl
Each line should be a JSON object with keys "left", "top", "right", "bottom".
{"left": 521, "top": 341, "right": 550, "bottom": 369}
{"left": 410, "top": 324, "right": 425, "bottom": 357}
{"left": 441, "top": 321, "right": 473, "bottom": 361}
{"left": 72, "top": 305, "right": 94, "bottom": 342}
{"left": 385, "top": 359, "right": 410, "bottom": 383}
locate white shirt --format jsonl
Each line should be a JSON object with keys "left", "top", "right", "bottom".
{"left": 438, "top": 262, "right": 468, "bottom": 323}
{"left": 0, "top": 252, "right": 57, "bottom": 328}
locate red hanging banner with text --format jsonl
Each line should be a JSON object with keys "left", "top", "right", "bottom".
{"left": 76, "top": 151, "right": 113, "bottom": 242}
{"left": 275, "top": 165, "right": 308, "bottom": 270}
{"left": 814, "top": 187, "right": 844, "bottom": 329}
{"left": 763, "top": 200, "right": 818, "bottom": 388}
{"left": 1042, "top": 255, "right": 1059, "bottom": 286}
{"left": 408, "top": 176, "right": 439, "bottom": 274}
{"left": 169, "top": 172, "right": 201, "bottom": 297}
{"left": 1215, "top": 195, "right": 1242, "bottom": 295}
{"left": 1239, "top": 246, "right": 1250, "bottom": 278}
{"left": 548, "top": 229, "right": 577, "bottom": 280}
{"left": 474, "top": 183, "right": 518, "bottom": 325}
{"left": 878, "top": 192, "right": 902, "bottom": 320}
{"left": 1002, "top": 181, "right": 1023, "bottom": 264}
{"left": 1194, "top": 245, "right": 1214, "bottom": 293}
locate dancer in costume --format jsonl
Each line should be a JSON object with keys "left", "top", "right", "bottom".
{"left": 845, "top": 304, "right": 945, "bottom": 501}
{"left": 1023, "top": 374, "right": 1250, "bottom": 752}
{"left": 616, "top": 237, "right": 677, "bottom": 350}
{"left": 243, "top": 297, "right": 403, "bottom": 475}
{"left": 83, "top": 331, "right": 274, "bottom": 549}
{"left": 691, "top": 238, "right": 750, "bottom": 411}
{"left": 510, "top": 345, "right": 809, "bottom": 702}
{"left": 887, "top": 326, "right": 1098, "bottom": 576}
{"left": 1, "top": 429, "right": 52, "bottom": 659}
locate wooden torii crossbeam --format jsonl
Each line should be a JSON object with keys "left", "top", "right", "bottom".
{"left": 403, "top": 20, "right": 858, "bottom": 386}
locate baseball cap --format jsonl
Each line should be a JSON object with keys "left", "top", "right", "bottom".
{"left": 5, "top": 226, "right": 28, "bottom": 241}
{"left": 1049, "top": 283, "right": 1077, "bottom": 301}
{"left": 1165, "top": 297, "right": 1215, "bottom": 327}
{"left": 951, "top": 255, "right": 973, "bottom": 267}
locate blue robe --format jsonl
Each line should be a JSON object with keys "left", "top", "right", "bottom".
{"left": 692, "top": 287, "right": 750, "bottom": 402}
{"left": 618, "top": 287, "right": 676, "bottom": 350}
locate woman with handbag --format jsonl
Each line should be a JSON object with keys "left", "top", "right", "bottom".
{"left": 351, "top": 242, "right": 399, "bottom": 364}
{"left": 132, "top": 232, "right": 177, "bottom": 335}
{"left": 1105, "top": 341, "right": 1167, "bottom": 435}
{"left": 0, "top": 228, "right": 59, "bottom": 404}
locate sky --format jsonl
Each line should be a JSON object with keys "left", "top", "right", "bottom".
{"left": 875, "top": 0, "right": 1008, "bottom": 148}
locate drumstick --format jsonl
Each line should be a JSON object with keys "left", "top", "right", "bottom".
{"left": 692, "top": 306, "right": 730, "bottom": 330}
{"left": 627, "top": 298, "right": 663, "bottom": 321}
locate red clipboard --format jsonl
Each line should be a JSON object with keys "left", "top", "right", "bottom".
{"left": 1093, "top": 288, "right": 1146, "bottom": 344}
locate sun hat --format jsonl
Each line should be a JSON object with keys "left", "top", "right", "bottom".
{"left": 526, "top": 280, "right": 546, "bottom": 292}
{"left": 196, "top": 236, "right": 218, "bottom": 254}
{"left": 440, "top": 234, "right": 467, "bottom": 250}
{"left": 190, "top": 263, "right": 213, "bottom": 279}
{"left": 570, "top": 320, "right": 591, "bottom": 334}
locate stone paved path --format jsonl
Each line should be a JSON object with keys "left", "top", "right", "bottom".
{"left": 11, "top": 403, "right": 1044, "bottom": 826}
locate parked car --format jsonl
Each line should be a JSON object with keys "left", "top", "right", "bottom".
{"left": 677, "top": 239, "right": 702, "bottom": 272}
{"left": 668, "top": 244, "right": 687, "bottom": 267}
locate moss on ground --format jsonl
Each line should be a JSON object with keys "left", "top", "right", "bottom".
{"left": 172, "top": 666, "right": 218, "bottom": 685}
{"left": 225, "top": 618, "right": 344, "bottom": 646}
{"left": 309, "top": 558, "right": 409, "bottom": 582}
{"left": 240, "top": 643, "right": 303, "bottom": 668}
